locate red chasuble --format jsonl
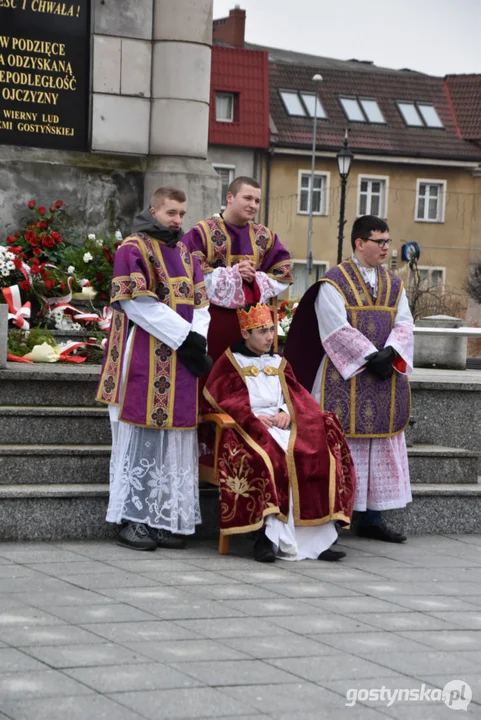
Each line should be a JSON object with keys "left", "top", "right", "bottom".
{"left": 203, "top": 350, "right": 356, "bottom": 535}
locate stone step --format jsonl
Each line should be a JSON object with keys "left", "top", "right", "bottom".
{"left": 0, "top": 482, "right": 480, "bottom": 541}
{"left": 407, "top": 444, "right": 480, "bottom": 485}
{"left": 387, "top": 483, "right": 481, "bottom": 535}
{"left": 0, "top": 445, "right": 111, "bottom": 485}
{"left": 0, "top": 484, "right": 219, "bottom": 541}
{"left": 0, "top": 364, "right": 101, "bottom": 407}
{"left": 0, "top": 406, "right": 110, "bottom": 445}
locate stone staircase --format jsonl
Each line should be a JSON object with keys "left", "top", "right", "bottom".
{"left": 388, "top": 368, "right": 481, "bottom": 535}
{"left": 0, "top": 364, "right": 479, "bottom": 540}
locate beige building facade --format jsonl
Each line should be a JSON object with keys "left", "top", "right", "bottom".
{"left": 264, "top": 151, "right": 481, "bottom": 300}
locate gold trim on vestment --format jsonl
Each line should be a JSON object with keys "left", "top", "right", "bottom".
{"left": 125, "top": 236, "right": 156, "bottom": 289}
{"left": 328, "top": 449, "right": 336, "bottom": 516}
{"left": 389, "top": 370, "right": 397, "bottom": 434}
{"left": 343, "top": 260, "right": 372, "bottom": 306}
{"left": 202, "top": 384, "right": 277, "bottom": 491}
{"left": 278, "top": 356, "right": 300, "bottom": 524}
{"left": 219, "top": 507, "right": 281, "bottom": 536}
{"left": 217, "top": 218, "right": 233, "bottom": 266}
{"left": 118, "top": 325, "right": 136, "bottom": 417}
{"left": 240, "top": 365, "right": 280, "bottom": 378}
{"left": 147, "top": 333, "right": 156, "bottom": 426}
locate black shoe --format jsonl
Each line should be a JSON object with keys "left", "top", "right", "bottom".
{"left": 148, "top": 528, "right": 187, "bottom": 549}
{"left": 318, "top": 548, "right": 346, "bottom": 562}
{"left": 357, "top": 523, "right": 407, "bottom": 543}
{"left": 117, "top": 523, "right": 157, "bottom": 551}
{"left": 253, "top": 531, "right": 276, "bottom": 563}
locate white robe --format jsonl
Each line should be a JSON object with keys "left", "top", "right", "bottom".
{"left": 106, "top": 297, "right": 210, "bottom": 533}
{"left": 312, "top": 259, "right": 413, "bottom": 512}
{"left": 233, "top": 351, "right": 337, "bottom": 560}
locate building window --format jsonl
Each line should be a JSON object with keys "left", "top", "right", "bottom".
{"left": 415, "top": 179, "right": 446, "bottom": 222}
{"left": 299, "top": 92, "right": 327, "bottom": 118}
{"left": 215, "top": 92, "right": 235, "bottom": 122}
{"left": 397, "top": 101, "right": 443, "bottom": 128}
{"left": 279, "top": 90, "right": 327, "bottom": 118}
{"left": 213, "top": 164, "right": 235, "bottom": 208}
{"left": 414, "top": 266, "right": 446, "bottom": 289}
{"left": 290, "top": 261, "right": 328, "bottom": 298}
{"left": 357, "top": 175, "right": 389, "bottom": 218}
{"left": 297, "top": 171, "right": 330, "bottom": 215}
{"left": 339, "top": 97, "right": 385, "bottom": 123}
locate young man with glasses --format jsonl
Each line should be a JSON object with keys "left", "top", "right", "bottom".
{"left": 285, "top": 215, "right": 413, "bottom": 543}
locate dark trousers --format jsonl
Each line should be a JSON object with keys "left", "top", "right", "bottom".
{"left": 354, "top": 509, "right": 382, "bottom": 527}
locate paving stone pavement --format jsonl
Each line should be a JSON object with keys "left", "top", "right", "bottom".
{"left": 0, "top": 533, "right": 480, "bottom": 719}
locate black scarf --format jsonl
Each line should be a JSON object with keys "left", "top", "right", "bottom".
{"left": 132, "top": 207, "right": 184, "bottom": 248}
{"left": 231, "top": 339, "right": 274, "bottom": 357}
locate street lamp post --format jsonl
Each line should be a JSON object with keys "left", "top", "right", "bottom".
{"left": 306, "top": 73, "right": 323, "bottom": 290}
{"left": 336, "top": 130, "right": 354, "bottom": 265}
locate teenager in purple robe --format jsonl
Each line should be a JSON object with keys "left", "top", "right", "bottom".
{"left": 96, "top": 187, "right": 211, "bottom": 551}
{"left": 285, "top": 216, "right": 414, "bottom": 544}
{"left": 182, "top": 176, "right": 293, "bottom": 362}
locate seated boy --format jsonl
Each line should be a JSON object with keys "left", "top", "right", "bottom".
{"left": 203, "top": 302, "right": 356, "bottom": 562}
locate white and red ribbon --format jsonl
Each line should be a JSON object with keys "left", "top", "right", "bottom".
{"left": 2, "top": 285, "right": 31, "bottom": 330}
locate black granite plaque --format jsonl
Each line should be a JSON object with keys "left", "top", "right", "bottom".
{"left": 0, "top": 0, "right": 89, "bottom": 151}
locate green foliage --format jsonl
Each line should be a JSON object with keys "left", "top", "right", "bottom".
{"left": 8, "top": 328, "right": 57, "bottom": 357}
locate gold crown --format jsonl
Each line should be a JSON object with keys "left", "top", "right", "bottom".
{"left": 237, "top": 303, "right": 273, "bottom": 332}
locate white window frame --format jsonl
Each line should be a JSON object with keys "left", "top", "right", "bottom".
{"left": 290, "top": 259, "right": 329, "bottom": 298}
{"left": 412, "top": 266, "right": 446, "bottom": 290}
{"left": 415, "top": 178, "right": 447, "bottom": 223}
{"left": 297, "top": 170, "right": 330, "bottom": 216}
{"left": 212, "top": 164, "right": 235, "bottom": 209}
{"left": 215, "top": 92, "right": 235, "bottom": 122}
{"left": 356, "top": 174, "right": 389, "bottom": 219}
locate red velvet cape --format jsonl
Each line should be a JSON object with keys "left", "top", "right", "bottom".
{"left": 203, "top": 350, "right": 356, "bottom": 535}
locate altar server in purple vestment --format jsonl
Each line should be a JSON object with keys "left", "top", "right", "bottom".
{"left": 285, "top": 215, "right": 413, "bottom": 543}
{"left": 182, "top": 176, "right": 293, "bottom": 362}
{"left": 96, "top": 187, "right": 212, "bottom": 551}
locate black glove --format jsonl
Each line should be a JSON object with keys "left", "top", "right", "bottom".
{"left": 177, "top": 349, "right": 213, "bottom": 377}
{"left": 178, "top": 331, "right": 207, "bottom": 356}
{"left": 177, "top": 332, "right": 212, "bottom": 377}
{"left": 365, "top": 346, "right": 397, "bottom": 380}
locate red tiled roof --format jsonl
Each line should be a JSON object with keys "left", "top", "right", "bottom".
{"left": 269, "top": 62, "right": 481, "bottom": 162}
{"left": 209, "top": 46, "right": 270, "bottom": 149}
{"left": 445, "top": 74, "right": 481, "bottom": 141}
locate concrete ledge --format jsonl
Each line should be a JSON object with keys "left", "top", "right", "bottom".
{"left": 0, "top": 486, "right": 219, "bottom": 541}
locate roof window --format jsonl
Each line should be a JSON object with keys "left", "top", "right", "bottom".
{"left": 397, "top": 101, "right": 443, "bottom": 128}
{"left": 339, "top": 97, "right": 385, "bottom": 124}
{"left": 280, "top": 90, "right": 327, "bottom": 119}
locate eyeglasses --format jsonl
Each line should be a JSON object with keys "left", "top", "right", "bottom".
{"left": 361, "top": 237, "right": 393, "bottom": 249}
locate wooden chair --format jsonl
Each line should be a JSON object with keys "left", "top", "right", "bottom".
{"left": 200, "top": 297, "right": 279, "bottom": 555}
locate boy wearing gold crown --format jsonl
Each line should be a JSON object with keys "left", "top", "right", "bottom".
{"left": 203, "top": 302, "right": 356, "bottom": 562}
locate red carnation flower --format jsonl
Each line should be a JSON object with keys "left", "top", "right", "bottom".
{"left": 42, "top": 236, "right": 55, "bottom": 249}
{"left": 27, "top": 200, "right": 36, "bottom": 209}
{"left": 19, "top": 279, "right": 31, "bottom": 292}
{"left": 38, "top": 206, "right": 46, "bottom": 216}
{"left": 50, "top": 205, "right": 56, "bottom": 212}
{"left": 6, "top": 235, "right": 16, "bottom": 244}
{"left": 60, "top": 281, "right": 66, "bottom": 292}
{"left": 50, "top": 231, "right": 61, "bottom": 243}
{"left": 44, "top": 279, "right": 56, "bottom": 290}
{"left": 55, "top": 200, "right": 64, "bottom": 208}
{"left": 280, "top": 301, "right": 289, "bottom": 310}
{"left": 38, "top": 221, "right": 48, "bottom": 230}
{"left": 33, "top": 247, "right": 42, "bottom": 256}
{"left": 102, "top": 247, "right": 114, "bottom": 263}
{"left": 13, "top": 258, "right": 23, "bottom": 269}
{"left": 30, "top": 263, "right": 41, "bottom": 275}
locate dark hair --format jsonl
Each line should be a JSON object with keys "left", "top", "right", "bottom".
{"left": 351, "top": 215, "right": 389, "bottom": 251}
{"left": 151, "top": 186, "right": 187, "bottom": 207}
{"left": 228, "top": 176, "right": 261, "bottom": 197}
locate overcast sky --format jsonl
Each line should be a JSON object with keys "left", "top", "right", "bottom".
{"left": 213, "top": 0, "right": 481, "bottom": 76}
